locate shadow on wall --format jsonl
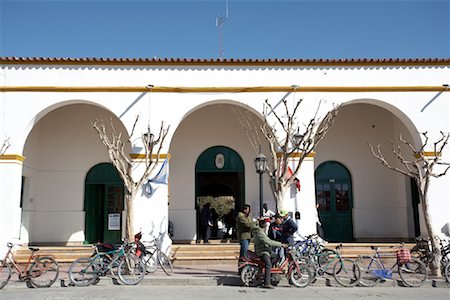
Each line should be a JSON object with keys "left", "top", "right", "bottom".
{"left": 442, "top": 223, "right": 450, "bottom": 238}
{"left": 140, "top": 217, "right": 172, "bottom": 255}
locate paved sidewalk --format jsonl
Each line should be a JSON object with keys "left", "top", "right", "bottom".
{"left": 4, "top": 262, "right": 449, "bottom": 289}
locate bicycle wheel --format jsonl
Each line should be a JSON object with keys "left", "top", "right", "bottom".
{"left": 333, "top": 258, "right": 361, "bottom": 287}
{"left": 142, "top": 251, "right": 157, "bottom": 273}
{"left": 398, "top": 258, "right": 428, "bottom": 287}
{"left": 317, "top": 249, "right": 337, "bottom": 275}
{"left": 240, "top": 264, "right": 260, "bottom": 287}
{"left": 29, "top": 256, "right": 59, "bottom": 288}
{"left": 289, "top": 263, "right": 312, "bottom": 288}
{"left": 117, "top": 254, "right": 145, "bottom": 285}
{"left": 157, "top": 251, "right": 174, "bottom": 276}
{"left": 0, "top": 260, "right": 12, "bottom": 289}
{"left": 444, "top": 261, "right": 450, "bottom": 283}
{"left": 68, "top": 257, "right": 100, "bottom": 287}
{"left": 357, "top": 256, "right": 382, "bottom": 287}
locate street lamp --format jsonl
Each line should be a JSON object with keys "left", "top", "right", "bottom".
{"left": 254, "top": 147, "right": 267, "bottom": 217}
{"left": 292, "top": 130, "right": 303, "bottom": 150}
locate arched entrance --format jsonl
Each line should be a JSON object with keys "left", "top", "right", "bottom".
{"left": 85, "top": 163, "right": 124, "bottom": 244}
{"left": 195, "top": 146, "right": 245, "bottom": 240}
{"left": 315, "top": 161, "right": 353, "bottom": 242}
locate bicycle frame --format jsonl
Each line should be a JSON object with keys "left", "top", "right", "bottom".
{"left": 90, "top": 244, "right": 129, "bottom": 275}
{"left": 1, "top": 244, "right": 43, "bottom": 280}
{"left": 363, "top": 250, "right": 398, "bottom": 279}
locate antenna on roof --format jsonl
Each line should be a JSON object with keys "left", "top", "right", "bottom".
{"left": 216, "top": 0, "right": 229, "bottom": 59}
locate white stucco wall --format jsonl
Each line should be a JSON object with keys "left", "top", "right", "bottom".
{"left": 0, "top": 60, "right": 448, "bottom": 247}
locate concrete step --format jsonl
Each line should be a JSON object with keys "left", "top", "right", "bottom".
{"left": 12, "top": 242, "right": 416, "bottom": 264}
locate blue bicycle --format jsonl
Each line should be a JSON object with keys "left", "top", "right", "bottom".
{"left": 358, "top": 245, "right": 428, "bottom": 287}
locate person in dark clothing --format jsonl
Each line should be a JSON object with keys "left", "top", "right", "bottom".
{"left": 226, "top": 208, "right": 237, "bottom": 238}
{"left": 210, "top": 208, "right": 219, "bottom": 238}
{"left": 268, "top": 214, "right": 283, "bottom": 241}
{"left": 200, "top": 203, "right": 213, "bottom": 243}
{"left": 279, "top": 210, "right": 298, "bottom": 245}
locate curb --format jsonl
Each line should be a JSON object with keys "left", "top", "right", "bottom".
{"left": 4, "top": 273, "right": 449, "bottom": 289}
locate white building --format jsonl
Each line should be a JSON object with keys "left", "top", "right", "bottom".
{"left": 0, "top": 57, "right": 449, "bottom": 248}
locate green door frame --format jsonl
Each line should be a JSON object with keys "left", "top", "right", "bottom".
{"left": 195, "top": 146, "right": 245, "bottom": 239}
{"left": 315, "top": 161, "right": 354, "bottom": 242}
{"left": 84, "top": 163, "right": 124, "bottom": 244}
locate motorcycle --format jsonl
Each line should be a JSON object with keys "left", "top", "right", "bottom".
{"left": 239, "top": 247, "right": 312, "bottom": 288}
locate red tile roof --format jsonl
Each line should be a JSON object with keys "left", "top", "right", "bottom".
{"left": 1, "top": 57, "right": 449, "bottom": 66}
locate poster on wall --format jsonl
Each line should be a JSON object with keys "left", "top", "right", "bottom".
{"left": 108, "top": 213, "right": 121, "bottom": 230}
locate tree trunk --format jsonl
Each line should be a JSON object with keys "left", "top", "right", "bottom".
{"left": 124, "top": 192, "right": 135, "bottom": 242}
{"left": 273, "top": 184, "right": 288, "bottom": 213}
{"left": 420, "top": 193, "right": 442, "bottom": 276}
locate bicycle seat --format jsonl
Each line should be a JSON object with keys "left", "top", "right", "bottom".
{"left": 29, "top": 247, "right": 39, "bottom": 252}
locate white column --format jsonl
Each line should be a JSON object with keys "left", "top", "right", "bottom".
{"left": 282, "top": 154, "right": 318, "bottom": 239}
{"left": 0, "top": 156, "right": 24, "bottom": 253}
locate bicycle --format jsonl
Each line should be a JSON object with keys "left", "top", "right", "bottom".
{"left": 411, "top": 237, "right": 450, "bottom": 282}
{"left": 300, "top": 244, "right": 361, "bottom": 287}
{"left": 0, "top": 242, "right": 59, "bottom": 289}
{"left": 140, "top": 233, "right": 173, "bottom": 276}
{"left": 358, "top": 244, "right": 428, "bottom": 287}
{"left": 68, "top": 240, "right": 145, "bottom": 286}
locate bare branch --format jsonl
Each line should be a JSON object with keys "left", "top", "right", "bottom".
{"left": 129, "top": 115, "right": 140, "bottom": 138}
{"left": 0, "top": 137, "right": 10, "bottom": 156}
{"left": 368, "top": 131, "right": 450, "bottom": 276}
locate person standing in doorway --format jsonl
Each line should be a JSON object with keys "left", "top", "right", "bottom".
{"left": 200, "top": 203, "right": 213, "bottom": 243}
{"left": 236, "top": 204, "right": 255, "bottom": 260}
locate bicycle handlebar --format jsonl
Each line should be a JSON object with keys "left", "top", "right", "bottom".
{"left": 6, "top": 242, "right": 22, "bottom": 248}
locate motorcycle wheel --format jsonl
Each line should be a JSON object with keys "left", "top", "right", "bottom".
{"left": 240, "top": 265, "right": 259, "bottom": 287}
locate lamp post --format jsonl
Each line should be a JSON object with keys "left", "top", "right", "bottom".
{"left": 254, "top": 147, "right": 267, "bottom": 217}
{"left": 292, "top": 130, "right": 303, "bottom": 151}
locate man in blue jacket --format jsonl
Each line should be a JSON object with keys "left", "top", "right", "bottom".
{"left": 280, "top": 210, "right": 298, "bottom": 245}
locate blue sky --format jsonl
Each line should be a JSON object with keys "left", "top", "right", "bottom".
{"left": 1, "top": 0, "right": 449, "bottom": 59}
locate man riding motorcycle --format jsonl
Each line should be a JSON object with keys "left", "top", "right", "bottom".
{"left": 252, "top": 219, "right": 288, "bottom": 289}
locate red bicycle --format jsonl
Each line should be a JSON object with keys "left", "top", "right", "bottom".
{"left": 0, "top": 242, "right": 59, "bottom": 289}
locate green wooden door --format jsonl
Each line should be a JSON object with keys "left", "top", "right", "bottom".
{"left": 102, "top": 184, "right": 124, "bottom": 243}
{"left": 84, "top": 184, "right": 105, "bottom": 243}
{"left": 315, "top": 161, "right": 353, "bottom": 242}
{"left": 85, "top": 163, "right": 124, "bottom": 244}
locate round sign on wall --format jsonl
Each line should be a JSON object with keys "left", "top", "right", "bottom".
{"left": 215, "top": 153, "right": 225, "bottom": 169}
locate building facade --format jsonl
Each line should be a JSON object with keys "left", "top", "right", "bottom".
{"left": 0, "top": 57, "right": 449, "bottom": 248}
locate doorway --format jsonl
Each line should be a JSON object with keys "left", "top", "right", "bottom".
{"left": 195, "top": 146, "right": 245, "bottom": 241}
{"left": 315, "top": 161, "right": 354, "bottom": 242}
{"left": 84, "top": 163, "right": 124, "bottom": 244}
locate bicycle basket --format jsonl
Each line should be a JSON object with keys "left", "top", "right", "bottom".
{"left": 396, "top": 248, "right": 412, "bottom": 264}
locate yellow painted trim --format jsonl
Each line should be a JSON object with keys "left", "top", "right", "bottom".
{"left": 276, "top": 152, "right": 316, "bottom": 158}
{"left": 130, "top": 153, "right": 170, "bottom": 160}
{"left": 0, "top": 154, "right": 26, "bottom": 162}
{"left": 415, "top": 151, "right": 441, "bottom": 158}
{"left": 1, "top": 85, "right": 449, "bottom": 93}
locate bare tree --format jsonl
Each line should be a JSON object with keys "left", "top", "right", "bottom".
{"left": 0, "top": 137, "right": 10, "bottom": 156}
{"left": 235, "top": 96, "right": 340, "bottom": 211}
{"left": 369, "top": 132, "right": 450, "bottom": 276}
{"left": 92, "top": 116, "right": 170, "bottom": 241}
